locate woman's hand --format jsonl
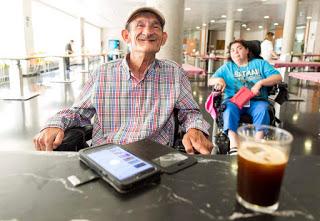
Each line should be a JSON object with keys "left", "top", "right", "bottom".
{"left": 208, "top": 78, "right": 226, "bottom": 92}
{"left": 251, "top": 81, "right": 263, "bottom": 96}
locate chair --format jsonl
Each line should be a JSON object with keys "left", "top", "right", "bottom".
{"left": 54, "top": 125, "right": 93, "bottom": 151}
{"left": 245, "top": 40, "right": 263, "bottom": 59}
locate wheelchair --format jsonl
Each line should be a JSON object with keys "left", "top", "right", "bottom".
{"left": 210, "top": 82, "right": 288, "bottom": 155}
{"left": 55, "top": 108, "right": 187, "bottom": 153}
{"left": 207, "top": 40, "right": 289, "bottom": 154}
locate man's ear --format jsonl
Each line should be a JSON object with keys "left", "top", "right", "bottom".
{"left": 161, "top": 32, "right": 168, "bottom": 46}
{"left": 121, "top": 29, "right": 130, "bottom": 43}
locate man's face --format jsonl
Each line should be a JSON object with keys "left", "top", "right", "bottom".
{"left": 230, "top": 42, "right": 249, "bottom": 64}
{"left": 122, "top": 13, "right": 167, "bottom": 55}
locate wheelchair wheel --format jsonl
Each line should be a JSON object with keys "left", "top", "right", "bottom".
{"left": 214, "top": 132, "right": 230, "bottom": 154}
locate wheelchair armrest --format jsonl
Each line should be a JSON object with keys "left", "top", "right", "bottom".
{"left": 55, "top": 125, "right": 93, "bottom": 151}
{"left": 274, "top": 82, "right": 289, "bottom": 105}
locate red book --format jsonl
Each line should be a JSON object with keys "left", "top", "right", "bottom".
{"left": 230, "top": 87, "right": 255, "bottom": 109}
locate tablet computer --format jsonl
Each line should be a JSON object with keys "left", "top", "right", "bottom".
{"left": 79, "top": 144, "right": 161, "bottom": 193}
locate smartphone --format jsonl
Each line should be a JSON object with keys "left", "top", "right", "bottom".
{"left": 79, "top": 144, "right": 161, "bottom": 193}
{"left": 152, "top": 152, "right": 197, "bottom": 174}
{"left": 124, "top": 139, "right": 197, "bottom": 174}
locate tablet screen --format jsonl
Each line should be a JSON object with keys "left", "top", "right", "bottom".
{"left": 87, "top": 145, "right": 153, "bottom": 181}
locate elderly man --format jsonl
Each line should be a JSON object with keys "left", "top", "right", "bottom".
{"left": 33, "top": 7, "right": 213, "bottom": 154}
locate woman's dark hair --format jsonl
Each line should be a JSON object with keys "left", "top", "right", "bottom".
{"left": 227, "top": 39, "right": 255, "bottom": 62}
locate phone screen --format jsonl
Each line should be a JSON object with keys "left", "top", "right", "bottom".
{"left": 87, "top": 145, "right": 154, "bottom": 181}
{"left": 152, "top": 152, "right": 188, "bottom": 168}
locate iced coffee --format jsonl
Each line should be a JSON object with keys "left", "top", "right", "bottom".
{"left": 236, "top": 125, "right": 293, "bottom": 213}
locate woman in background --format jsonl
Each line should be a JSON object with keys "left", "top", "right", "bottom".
{"left": 260, "top": 32, "right": 278, "bottom": 61}
{"left": 209, "top": 40, "right": 282, "bottom": 155}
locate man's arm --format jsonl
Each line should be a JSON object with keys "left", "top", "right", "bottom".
{"left": 175, "top": 69, "right": 213, "bottom": 154}
{"left": 33, "top": 69, "right": 98, "bottom": 151}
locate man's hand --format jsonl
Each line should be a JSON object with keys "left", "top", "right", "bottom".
{"left": 33, "top": 128, "right": 64, "bottom": 151}
{"left": 182, "top": 128, "right": 213, "bottom": 155}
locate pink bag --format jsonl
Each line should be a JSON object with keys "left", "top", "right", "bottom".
{"left": 205, "top": 91, "right": 221, "bottom": 119}
{"left": 230, "top": 87, "right": 255, "bottom": 109}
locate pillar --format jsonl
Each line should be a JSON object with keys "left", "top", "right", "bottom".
{"left": 281, "top": 0, "right": 298, "bottom": 59}
{"left": 200, "top": 25, "right": 208, "bottom": 56}
{"left": 305, "top": 2, "right": 320, "bottom": 54}
{"left": 224, "top": 19, "right": 234, "bottom": 56}
{"left": 22, "top": 0, "right": 34, "bottom": 56}
{"left": 146, "top": 0, "right": 185, "bottom": 64}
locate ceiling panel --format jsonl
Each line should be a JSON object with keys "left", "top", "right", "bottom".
{"left": 37, "top": 0, "right": 320, "bottom": 31}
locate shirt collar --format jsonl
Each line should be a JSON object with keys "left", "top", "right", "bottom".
{"left": 121, "top": 54, "right": 160, "bottom": 81}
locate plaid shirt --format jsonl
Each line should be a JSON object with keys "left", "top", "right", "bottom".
{"left": 45, "top": 57, "right": 210, "bottom": 146}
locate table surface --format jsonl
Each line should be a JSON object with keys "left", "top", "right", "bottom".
{"left": 288, "top": 72, "right": 320, "bottom": 83}
{"left": 271, "top": 60, "right": 320, "bottom": 68}
{"left": 0, "top": 53, "right": 107, "bottom": 60}
{"left": 182, "top": 63, "right": 206, "bottom": 75}
{"left": 0, "top": 150, "right": 318, "bottom": 221}
{"left": 303, "top": 54, "right": 320, "bottom": 57}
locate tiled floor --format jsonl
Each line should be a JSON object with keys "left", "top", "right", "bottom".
{"left": 0, "top": 67, "right": 319, "bottom": 155}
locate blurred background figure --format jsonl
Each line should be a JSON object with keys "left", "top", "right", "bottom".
{"left": 260, "top": 32, "right": 278, "bottom": 61}
{"left": 64, "top": 40, "right": 74, "bottom": 71}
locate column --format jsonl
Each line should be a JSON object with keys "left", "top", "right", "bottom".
{"left": 79, "top": 17, "right": 89, "bottom": 74}
{"left": 100, "top": 28, "right": 108, "bottom": 63}
{"left": 304, "top": 18, "right": 311, "bottom": 54}
{"left": 263, "top": 19, "right": 271, "bottom": 37}
{"left": 79, "top": 17, "right": 85, "bottom": 54}
{"left": 305, "top": 2, "right": 320, "bottom": 54}
{"left": 22, "top": 0, "right": 34, "bottom": 56}
{"left": 281, "top": 0, "right": 298, "bottom": 60}
{"left": 146, "top": 0, "right": 185, "bottom": 64}
{"left": 100, "top": 28, "right": 106, "bottom": 53}
{"left": 224, "top": 19, "right": 234, "bottom": 56}
{"left": 22, "top": 0, "right": 34, "bottom": 76}
{"left": 234, "top": 23, "right": 241, "bottom": 39}
{"left": 200, "top": 26, "right": 208, "bottom": 56}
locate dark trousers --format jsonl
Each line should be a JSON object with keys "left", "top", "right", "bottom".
{"left": 64, "top": 57, "right": 70, "bottom": 71}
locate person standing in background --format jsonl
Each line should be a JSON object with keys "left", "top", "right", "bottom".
{"left": 64, "top": 40, "right": 74, "bottom": 71}
{"left": 260, "top": 32, "right": 278, "bottom": 61}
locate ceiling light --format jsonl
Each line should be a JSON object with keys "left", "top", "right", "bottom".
{"left": 241, "top": 24, "right": 247, "bottom": 27}
{"left": 185, "top": 7, "right": 191, "bottom": 11}
{"left": 261, "top": 0, "right": 267, "bottom": 2}
{"left": 210, "top": 20, "right": 215, "bottom": 23}
{"left": 258, "top": 25, "right": 263, "bottom": 29}
{"left": 264, "top": 16, "right": 270, "bottom": 19}
{"left": 196, "top": 26, "right": 200, "bottom": 29}
{"left": 221, "top": 15, "right": 227, "bottom": 18}
{"left": 237, "top": 8, "right": 243, "bottom": 12}
{"left": 246, "top": 28, "right": 251, "bottom": 31}
{"left": 274, "top": 23, "right": 279, "bottom": 26}
{"left": 202, "top": 23, "right": 207, "bottom": 26}
{"left": 306, "top": 16, "right": 312, "bottom": 20}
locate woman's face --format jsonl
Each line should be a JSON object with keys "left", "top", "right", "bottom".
{"left": 230, "top": 42, "right": 249, "bottom": 65}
